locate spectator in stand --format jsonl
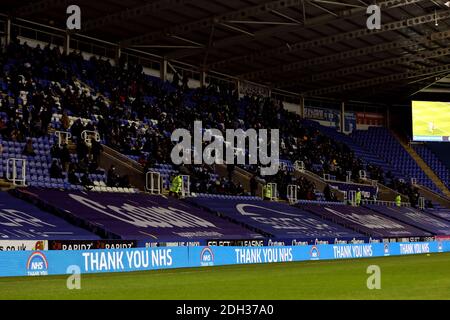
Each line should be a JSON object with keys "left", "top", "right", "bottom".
{"left": 295, "top": 176, "right": 316, "bottom": 200}
{"left": 91, "top": 139, "right": 103, "bottom": 163}
{"left": 0, "top": 118, "right": 7, "bottom": 136}
{"left": 172, "top": 72, "right": 180, "bottom": 88}
{"left": 68, "top": 165, "right": 81, "bottom": 185}
{"left": 49, "top": 160, "right": 63, "bottom": 179}
{"left": 236, "top": 183, "right": 245, "bottom": 196}
{"left": 250, "top": 175, "right": 258, "bottom": 197}
{"left": 182, "top": 74, "right": 189, "bottom": 91}
{"left": 60, "top": 111, "right": 70, "bottom": 131}
{"left": 88, "top": 159, "right": 101, "bottom": 174}
{"left": 70, "top": 119, "right": 85, "bottom": 141}
{"left": 169, "top": 174, "right": 183, "bottom": 197}
{"left": 356, "top": 188, "right": 362, "bottom": 206}
{"left": 81, "top": 171, "right": 94, "bottom": 190}
{"left": 22, "top": 138, "right": 36, "bottom": 156}
{"left": 60, "top": 143, "right": 71, "bottom": 171}
{"left": 50, "top": 142, "right": 61, "bottom": 159}
{"left": 324, "top": 184, "right": 337, "bottom": 202}
{"left": 107, "top": 165, "right": 119, "bottom": 187}
{"left": 76, "top": 139, "right": 89, "bottom": 163}
{"left": 119, "top": 175, "right": 131, "bottom": 188}
{"left": 227, "top": 163, "right": 235, "bottom": 181}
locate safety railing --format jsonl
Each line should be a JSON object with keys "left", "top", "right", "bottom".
{"left": 359, "top": 170, "right": 367, "bottom": 180}
{"left": 287, "top": 185, "right": 298, "bottom": 204}
{"left": 180, "top": 175, "right": 190, "bottom": 198}
{"left": 348, "top": 190, "right": 356, "bottom": 206}
{"left": 81, "top": 130, "right": 100, "bottom": 145}
{"left": 323, "top": 174, "right": 337, "bottom": 181}
{"left": 294, "top": 160, "right": 305, "bottom": 172}
{"left": 145, "top": 171, "right": 161, "bottom": 195}
{"left": 346, "top": 171, "right": 352, "bottom": 183}
{"left": 54, "top": 131, "right": 71, "bottom": 147}
{"left": 361, "top": 199, "right": 411, "bottom": 207}
{"left": 418, "top": 196, "right": 425, "bottom": 210}
{"left": 6, "top": 158, "right": 27, "bottom": 186}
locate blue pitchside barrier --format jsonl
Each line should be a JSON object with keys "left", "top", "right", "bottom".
{"left": 0, "top": 241, "right": 449, "bottom": 277}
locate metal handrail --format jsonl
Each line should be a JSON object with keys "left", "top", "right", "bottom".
{"left": 6, "top": 158, "right": 27, "bottom": 186}
{"left": 145, "top": 171, "right": 161, "bottom": 195}
{"left": 361, "top": 199, "right": 411, "bottom": 207}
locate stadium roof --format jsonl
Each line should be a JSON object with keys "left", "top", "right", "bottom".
{"left": 2, "top": 0, "right": 450, "bottom": 102}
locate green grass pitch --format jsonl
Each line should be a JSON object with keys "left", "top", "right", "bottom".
{"left": 412, "top": 101, "right": 450, "bottom": 138}
{"left": 1, "top": 253, "right": 450, "bottom": 300}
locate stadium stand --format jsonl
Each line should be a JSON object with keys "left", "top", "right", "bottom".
{"left": 0, "top": 40, "right": 447, "bottom": 206}
{"left": 0, "top": 36, "right": 449, "bottom": 246}
{"left": 352, "top": 127, "right": 439, "bottom": 193}
{"left": 0, "top": 40, "right": 384, "bottom": 199}
{"left": 426, "top": 142, "right": 450, "bottom": 170}
{"left": 412, "top": 143, "right": 450, "bottom": 190}
{"left": 305, "top": 120, "right": 397, "bottom": 185}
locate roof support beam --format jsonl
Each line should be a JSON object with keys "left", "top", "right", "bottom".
{"left": 83, "top": 0, "right": 190, "bottom": 31}
{"left": 302, "top": 64, "right": 450, "bottom": 96}
{"left": 277, "top": 46, "right": 450, "bottom": 88}
{"left": 227, "top": 20, "right": 299, "bottom": 26}
{"left": 209, "top": 8, "right": 450, "bottom": 69}
{"left": 242, "top": 30, "right": 450, "bottom": 80}
{"left": 168, "top": 0, "right": 426, "bottom": 60}
{"left": 410, "top": 73, "right": 450, "bottom": 96}
{"left": 219, "top": 23, "right": 254, "bottom": 36}
{"left": 270, "top": 9, "right": 302, "bottom": 23}
{"left": 310, "top": 0, "right": 364, "bottom": 8}
{"left": 307, "top": 1, "right": 339, "bottom": 17}
{"left": 13, "top": 0, "right": 70, "bottom": 17}
{"left": 120, "top": 0, "right": 301, "bottom": 48}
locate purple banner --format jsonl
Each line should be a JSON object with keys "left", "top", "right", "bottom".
{"left": 0, "top": 191, "right": 97, "bottom": 240}
{"left": 299, "top": 204, "right": 431, "bottom": 238}
{"left": 188, "top": 198, "right": 366, "bottom": 242}
{"left": 18, "top": 189, "right": 262, "bottom": 241}
{"left": 366, "top": 205, "right": 450, "bottom": 236}
{"left": 426, "top": 208, "right": 450, "bottom": 222}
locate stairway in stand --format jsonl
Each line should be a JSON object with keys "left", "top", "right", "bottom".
{"left": 392, "top": 131, "right": 450, "bottom": 198}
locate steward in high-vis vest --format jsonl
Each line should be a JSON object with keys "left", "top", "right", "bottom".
{"left": 169, "top": 175, "right": 183, "bottom": 197}
{"left": 355, "top": 189, "right": 362, "bottom": 206}
{"left": 263, "top": 184, "right": 272, "bottom": 200}
{"left": 395, "top": 194, "right": 402, "bottom": 207}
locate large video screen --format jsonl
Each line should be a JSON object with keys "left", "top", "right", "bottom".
{"left": 412, "top": 101, "right": 450, "bottom": 142}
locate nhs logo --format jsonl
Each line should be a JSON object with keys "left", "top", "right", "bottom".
{"left": 200, "top": 247, "right": 214, "bottom": 267}
{"left": 384, "top": 243, "right": 390, "bottom": 256}
{"left": 310, "top": 246, "right": 320, "bottom": 260}
{"left": 26, "top": 252, "right": 49, "bottom": 276}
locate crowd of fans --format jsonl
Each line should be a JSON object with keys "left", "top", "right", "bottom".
{"left": 0, "top": 39, "right": 425, "bottom": 203}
